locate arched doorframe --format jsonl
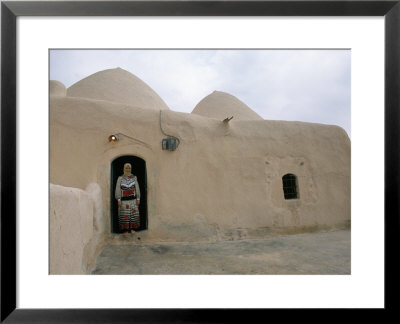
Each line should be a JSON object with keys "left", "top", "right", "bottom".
{"left": 110, "top": 155, "right": 148, "bottom": 233}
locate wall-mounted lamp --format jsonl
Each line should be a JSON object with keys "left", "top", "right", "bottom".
{"left": 108, "top": 134, "right": 120, "bottom": 142}
{"left": 107, "top": 133, "right": 150, "bottom": 148}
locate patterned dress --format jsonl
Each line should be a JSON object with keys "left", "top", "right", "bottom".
{"left": 115, "top": 174, "right": 141, "bottom": 232}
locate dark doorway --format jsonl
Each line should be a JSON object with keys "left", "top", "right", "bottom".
{"left": 111, "top": 156, "right": 148, "bottom": 233}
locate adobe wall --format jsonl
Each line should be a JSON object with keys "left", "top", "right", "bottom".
{"left": 50, "top": 94, "right": 350, "bottom": 243}
{"left": 49, "top": 183, "right": 106, "bottom": 274}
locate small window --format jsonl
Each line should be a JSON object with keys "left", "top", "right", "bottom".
{"left": 282, "top": 174, "right": 298, "bottom": 200}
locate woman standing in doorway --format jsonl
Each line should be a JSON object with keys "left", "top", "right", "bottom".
{"left": 115, "top": 163, "right": 141, "bottom": 237}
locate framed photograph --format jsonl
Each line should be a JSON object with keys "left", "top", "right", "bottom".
{"left": 2, "top": 0, "right": 399, "bottom": 322}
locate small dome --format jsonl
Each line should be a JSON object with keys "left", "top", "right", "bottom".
{"left": 50, "top": 80, "right": 67, "bottom": 97}
{"left": 67, "top": 68, "right": 169, "bottom": 110}
{"left": 192, "top": 91, "right": 263, "bottom": 121}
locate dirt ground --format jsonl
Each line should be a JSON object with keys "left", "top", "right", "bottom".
{"left": 92, "top": 229, "right": 350, "bottom": 275}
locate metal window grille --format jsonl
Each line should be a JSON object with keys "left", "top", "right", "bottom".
{"left": 282, "top": 174, "right": 298, "bottom": 200}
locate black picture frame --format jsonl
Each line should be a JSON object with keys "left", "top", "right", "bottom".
{"left": 1, "top": 1, "right": 399, "bottom": 322}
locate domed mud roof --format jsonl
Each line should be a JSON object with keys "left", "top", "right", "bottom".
{"left": 50, "top": 80, "right": 67, "bottom": 97}
{"left": 66, "top": 68, "right": 169, "bottom": 110}
{"left": 192, "top": 91, "right": 263, "bottom": 121}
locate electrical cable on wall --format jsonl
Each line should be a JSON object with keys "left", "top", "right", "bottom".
{"left": 159, "top": 110, "right": 180, "bottom": 150}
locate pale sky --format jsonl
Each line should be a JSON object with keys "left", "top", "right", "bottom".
{"left": 50, "top": 49, "right": 351, "bottom": 137}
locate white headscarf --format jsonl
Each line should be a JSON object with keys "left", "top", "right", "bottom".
{"left": 123, "top": 163, "right": 132, "bottom": 177}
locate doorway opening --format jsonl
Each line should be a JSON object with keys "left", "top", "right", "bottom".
{"left": 111, "top": 155, "right": 148, "bottom": 233}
